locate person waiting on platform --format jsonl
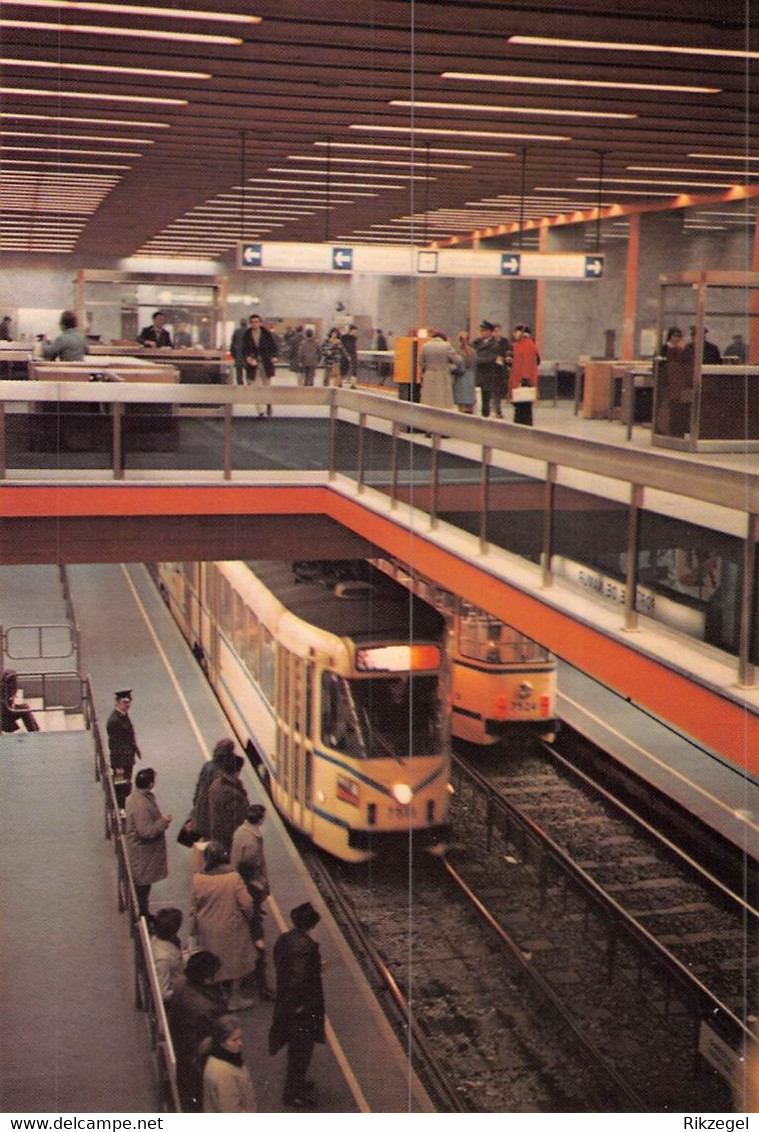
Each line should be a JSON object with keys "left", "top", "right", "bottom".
{"left": 42, "top": 310, "right": 88, "bottom": 361}
{"left": 229, "top": 318, "right": 247, "bottom": 385}
{"left": 138, "top": 310, "right": 173, "bottom": 349}
{"left": 1, "top": 669, "right": 40, "bottom": 732}
{"left": 231, "top": 804, "right": 275, "bottom": 1001}
{"left": 124, "top": 766, "right": 172, "bottom": 921}
{"left": 207, "top": 746, "right": 249, "bottom": 855}
{"left": 269, "top": 901, "right": 326, "bottom": 1109}
{"left": 168, "top": 950, "right": 225, "bottom": 1113}
{"left": 419, "top": 330, "right": 457, "bottom": 411}
{"left": 190, "top": 841, "right": 258, "bottom": 1012}
{"left": 321, "top": 327, "right": 348, "bottom": 387}
{"left": 151, "top": 907, "right": 185, "bottom": 1004}
{"left": 201, "top": 1014, "right": 257, "bottom": 1113}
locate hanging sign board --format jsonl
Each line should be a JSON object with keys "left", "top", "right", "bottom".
{"left": 238, "top": 241, "right": 603, "bottom": 280}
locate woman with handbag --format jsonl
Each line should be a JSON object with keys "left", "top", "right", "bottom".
{"left": 509, "top": 324, "right": 540, "bottom": 426}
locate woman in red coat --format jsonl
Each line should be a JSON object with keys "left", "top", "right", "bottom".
{"left": 509, "top": 324, "right": 540, "bottom": 426}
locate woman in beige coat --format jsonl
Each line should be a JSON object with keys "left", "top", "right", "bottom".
{"left": 191, "top": 841, "right": 257, "bottom": 1010}
{"left": 419, "top": 331, "right": 458, "bottom": 411}
{"left": 201, "top": 1014, "right": 257, "bottom": 1113}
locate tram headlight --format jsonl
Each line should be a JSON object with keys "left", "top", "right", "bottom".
{"left": 391, "top": 783, "right": 413, "bottom": 806}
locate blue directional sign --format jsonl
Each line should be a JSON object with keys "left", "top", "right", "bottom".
{"left": 501, "top": 253, "right": 521, "bottom": 276}
{"left": 240, "top": 242, "right": 263, "bottom": 267}
{"left": 585, "top": 255, "right": 604, "bottom": 278}
{"left": 332, "top": 246, "right": 353, "bottom": 271}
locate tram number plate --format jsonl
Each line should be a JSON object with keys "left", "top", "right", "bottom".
{"left": 388, "top": 805, "right": 416, "bottom": 819}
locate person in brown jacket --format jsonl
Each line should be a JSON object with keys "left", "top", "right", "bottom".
{"left": 191, "top": 841, "right": 257, "bottom": 1011}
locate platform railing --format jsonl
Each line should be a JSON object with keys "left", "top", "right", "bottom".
{"left": 2, "top": 380, "right": 758, "bottom": 686}
{"left": 90, "top": 682, "right": 181, "bottom": 1112}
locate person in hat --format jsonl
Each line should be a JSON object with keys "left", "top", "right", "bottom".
{"left": 207, "top": 746, "right": 250, "bottom": 854}
{"left": 472, "top": 319, "right": 506, "bottom": 418}
{"left": 269, "top": 902, "right": 326, "bottom": 1108}
{"left": 106, "top": 689, "right": 140, "bottom": 809}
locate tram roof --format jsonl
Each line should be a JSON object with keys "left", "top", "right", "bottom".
{"left": 244, "top": 559, "right": 446, "bottom": 645}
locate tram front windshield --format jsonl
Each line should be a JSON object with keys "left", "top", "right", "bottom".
{"left": 321, "top": 672, "right": 441, "bottom": 758}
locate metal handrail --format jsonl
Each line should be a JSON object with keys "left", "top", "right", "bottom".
{"left": 1, "top": 379, "right": 757, "bottom": 513}
{"left": 89, "top": 678, "right": 181, "bottom": 1111}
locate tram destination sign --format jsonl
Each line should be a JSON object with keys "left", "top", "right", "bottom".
{"left": 238, "top": 241, "right": 604, "bottom": 280}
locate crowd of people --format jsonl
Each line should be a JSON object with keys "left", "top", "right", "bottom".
{"left": 418, "top": 320, "right": 541, "bottom": 425}
{"left": 106, "top": 690, "right": 326, "bottom": 1113}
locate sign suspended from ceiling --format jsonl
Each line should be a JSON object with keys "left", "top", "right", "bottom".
{"left": 238, "top": 241, "right": 603, "bottom": 280}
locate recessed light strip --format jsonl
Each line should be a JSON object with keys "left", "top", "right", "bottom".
{"left": 0, "top": 19, "right": 243, "bottom": 45}
{"left": 351, "top": 124, "right": 570, "bottom": 141}
{"left": 0, "top": 86, "right": 187, "bottom": 106}
{"left": 14, "top": 2, "right": 261, "bottom": 24}
{"left": 508, "top": 34, "right": 759, "bottom": 61}
{"left": 441, "top": 71, "right": 721, "bottom": 95}
{"left": 0, "top": 58, "right": 210, "bottom": 79}
{"left": 314, "top": 141, "right": 513, "bottom": 158}
{"left": 287, "top": 155, "right": 471, "bottom": 170}
{"left": 1, "top": 112, "right": 169, "bottom": 128}
{"left": 391, "top": 99, "right": 635, "bottom": 120}
{"left": 2, "top": 130, "right": 154, "bottom": 144}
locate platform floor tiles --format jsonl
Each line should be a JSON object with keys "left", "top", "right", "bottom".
{"left": 0, "top": 729, "right": 157, "bottom": 1113}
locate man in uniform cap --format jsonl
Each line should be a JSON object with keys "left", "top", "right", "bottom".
{"left": 269, "top": 902, "right": 326, "bottom": 1108}
{"left": 106, "top": 689, "right": 141, "bottom": 810}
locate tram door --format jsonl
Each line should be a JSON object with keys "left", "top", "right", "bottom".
{"left": 276, "top": 650, "right": 313, "bottom": 835}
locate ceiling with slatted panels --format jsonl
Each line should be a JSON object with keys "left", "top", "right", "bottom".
{"left": 1, "top": 0, "right": 756, "bottom": 261}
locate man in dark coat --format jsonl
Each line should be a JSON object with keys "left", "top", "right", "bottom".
{"left": 168, "top": 950, "right": 225, "bottom": 1112}
{"left": 269, "top": 902, "right": 326, "bottom": 1108}
{"left": 207, "top": 748, "right": 249, "bottom": 854}
{"left": 106, "top": 689, "right": 140, "bottom": 808}
{"left": 138, "top": 310, "right": 173, "bottom": 348}
{"left": 242, "top": 313, "right": 278, "bottom": 415}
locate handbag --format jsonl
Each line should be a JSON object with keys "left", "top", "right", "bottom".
{"left": 512, "top": 383, "right": 537, "bottom": 403}
{"left": 177, "top": 811, "right": 199, "bottom": 847}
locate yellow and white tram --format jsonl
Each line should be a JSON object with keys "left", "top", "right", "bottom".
{"left": 156, "top": 559, "right": 451, "bottom": 862}
{"left": 371, "top": 558, "right": 557, "bottom": 746}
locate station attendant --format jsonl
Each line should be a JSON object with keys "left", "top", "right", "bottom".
{"left": 106, "top": 688, "right": 140, "bottom": 809}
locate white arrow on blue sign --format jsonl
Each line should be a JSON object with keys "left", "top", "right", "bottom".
{"left": 332, "top": 247, "right": 353, "bottom": 271}
{"left": 241, "top": 243, "right": 263, "bottom": 266}
{"left": 501, "top": 253, "right": 521, "bottom": 276}
{"left": 584, "top": 256, "right": 604, "bottom": 278}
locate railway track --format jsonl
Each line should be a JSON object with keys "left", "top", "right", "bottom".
{"left": 447, "top": 731, "right": 758, "bottom": 1110}
{"left": 303, "top": 725, "right": 757, "bottom": 1112}
{"left": 305, "top": 842, "right": 628, "bottom": 1112}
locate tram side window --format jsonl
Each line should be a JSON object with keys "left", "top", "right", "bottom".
{"left": 320, "top": 672, "right": 364, "bottom": 757}
{"left": 243, "top": 608, "right": 260, "bottom": 678}
{"left": 218, "top": 575, "right": 233, "bottom": 638}
{"left": 233, "top": 592, "right": 247, "bottom": 657}
{"left": 260, "top": 626, "right": 275, "bottom": 702}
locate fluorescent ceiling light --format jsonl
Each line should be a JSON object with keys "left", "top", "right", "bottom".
{"left": 441, "top": 70, "right": 721, "bottom": 95}
{"left": 287, "top": 155, "right": 470, "bottom": 170}
{"left": 0, "top": 111, "right": 168, "bottom": 128}
{"left": 351, "top": 124, "right": 570, "bottom": 142}
{"left": 268, "top": 167, "right": 434, "bottom": 181}
{"left": 2, "top": 130, "right": 154, "bottom": 144}
{"left": 14, "top": 2, "right": 261, "bottom": 23}
{"left": 533, "top": 186, "right": 676, "bottom": 197}
{"left": 576, "top": 176, "right": 733, "bottom": 188}
{"left": 391, "top": 99, "right": 635, "bottom": 120}
{"left": 0, "top": 19, "right": 243, "bottom": 44}
{"left": 508, "top": 34, "right": 759, "bottom": 61}
{"left": 689, "top": 153, "right": 759, "bottom": 162}
{"left": 2, "top": 157, "right": 129, "bottom": 168}
{"left": 0, "top": 86, "right": 187, "bottom": 105}
{"left": 0, "top": 57, "right": 210, "bottom": 79}
{"left": 1, "top": 145, "right": 141, "bottom": 157}
{"left": 315, "top": 141, "right": 513, "bottom": 158}
{"left": 628, "top": 165, "right": 759, "bottom": 177}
